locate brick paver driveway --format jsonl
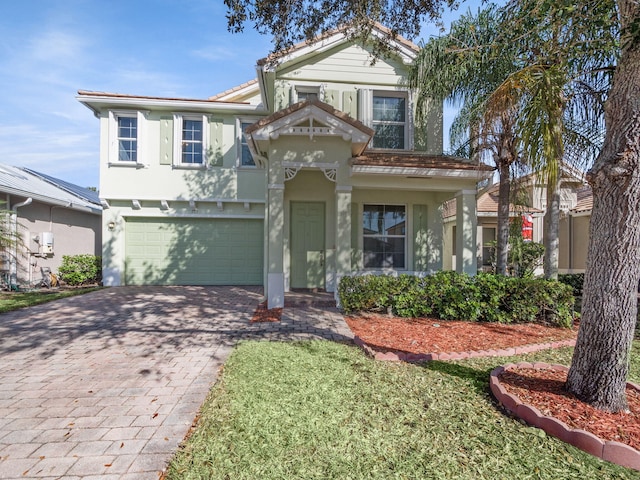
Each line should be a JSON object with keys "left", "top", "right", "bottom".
{"left": 0, "top": 286, "right": 351, "bottom": 479}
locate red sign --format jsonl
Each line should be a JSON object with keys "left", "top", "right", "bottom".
{"left": 522, "top": 215, "right": 533, "bottom": 242}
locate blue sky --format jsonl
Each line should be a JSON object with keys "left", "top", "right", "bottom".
{"left": 0, "top": 0, "right": 481, "bottom": 189}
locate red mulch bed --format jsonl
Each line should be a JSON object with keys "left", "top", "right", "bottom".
{"left": 500, "top": 367, "right": 640, "bottom": 451}
{"left": 251, "top": 303, "right": 282, "bottom": 323}
{"left": 344, "top": 314, "right": 638, "bottom": 454}
{"left": 344, "top": 314, "right": 578, "bottom": 354}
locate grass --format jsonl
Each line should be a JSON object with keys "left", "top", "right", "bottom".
{"left": 166, "top": 340, "right": 640, "bottom": 480}
{"left": 0, "top": 287, "right": 102, "bottom": 313}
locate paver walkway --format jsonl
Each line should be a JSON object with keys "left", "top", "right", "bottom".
{"left": 0, "top": 286, "right": 352, "bottom": 479}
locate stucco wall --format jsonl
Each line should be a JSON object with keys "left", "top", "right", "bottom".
{"left": 10, "top": 199, "right": 101, "bottom": 285}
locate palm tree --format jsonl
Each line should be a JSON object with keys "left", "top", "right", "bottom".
{"left": 408, "top": 5, "right": 522, "bottom": 276}
{"left": 410, "top": 1, "right": 614, "bottom": 280}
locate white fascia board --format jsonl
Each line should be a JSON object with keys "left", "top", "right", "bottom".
{"left": 77, "top": 94, "right": 267, "bottom": 115}
{"left": 351, "top": 165, "right": 493, "bottom": 180}
{"left": 2, "top": 186, "right": 101, "bottom": 214}
{"left": 213, "top": 83, "right": 261, "bottom": 102}
{"left": 369, "top": 29, "right": 417, "bottom": 64}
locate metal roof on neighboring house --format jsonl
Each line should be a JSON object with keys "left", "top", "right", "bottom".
{"left": 0, "top": 164, "right": 102, "bottom": 214}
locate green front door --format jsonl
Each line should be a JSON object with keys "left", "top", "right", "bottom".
{"left": 290, "top": 202, "right": 325, "bottom": 289}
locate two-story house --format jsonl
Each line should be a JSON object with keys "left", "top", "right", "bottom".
{"left": 78, "top": 24, "right": 492, "bottom": 308}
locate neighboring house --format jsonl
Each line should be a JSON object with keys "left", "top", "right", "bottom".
{"left": 77, "top": 24, "right": 492, "bottom": 308}
{"left": 558, "top": 185, "right": 592, "bottom": 273}
{"left": 0, "top": 164, "right": 102, "bottom": 287}
{"left": 444, "top": 167, "right": 588, "bottom": 272}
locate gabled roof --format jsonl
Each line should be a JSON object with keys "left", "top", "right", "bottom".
{"left": 0, "top": 164, "right": 101, "bottom": 214}
{"left": 257, "top": 22, "right": 419, "bottom": 70}
{"left": 245, "top": 99, "right": 374, "bottom": 161}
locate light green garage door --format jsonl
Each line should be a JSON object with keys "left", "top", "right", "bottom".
{"left": 124, "top": 217, "right": 263, "bottom": 285}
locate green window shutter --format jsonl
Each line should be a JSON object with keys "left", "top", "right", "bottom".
{"left": 413, "top": 205, "right": 429, "bottom": 270}
{"left": 324, "top": 89, "right": 340, "bottom": 109}
{"left": 159, "top": 116, "right": 173, "bottom": 165}
{"left": 208, "top": 117, "right": 224, "bottom": 167}
{"left": 274, "top": 83, "right": 289, "bottom": 111}
{"left": 342, "top": 90, "right": 358, "bottom": 119}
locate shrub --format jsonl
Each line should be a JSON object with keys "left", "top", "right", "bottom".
{"left": 338, "top": 272, "right": 575, "bottom": 327}
{"left": 58, "top": 254, "right": 102, "bottom": 286}
{"left": 558, "top": 273, "right": 584, "bottom": 297}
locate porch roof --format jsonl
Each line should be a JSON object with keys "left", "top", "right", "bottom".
{"left": 352, "top": 152, "right": 493, "bottom": 171}
{"left": 351, "top": 151, "right": 494, "bottom": 180}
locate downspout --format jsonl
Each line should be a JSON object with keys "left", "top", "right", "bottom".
{"left": 10, "top": 197, "right": 32, "bottom": 287}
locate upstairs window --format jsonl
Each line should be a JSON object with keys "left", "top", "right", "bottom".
{"left": 108, "top": 111, "right": 146, "bottom": 165}
{"left": 239, "top": 120, "right": 255, "bottom": 167}
{"left": 173, "top": 114, "right": 209, "bottom": 167}
{"left": 117, "top": 116, "right": 137, "bottom": 161}
{"left": 295, "top": 86, "right": 320, "bottom": 103}
{"left": 372, "top": 93, "right": 407, "bottom": 149}
{"left": 181, "top": 119, "right": 203, "bottom": 164}
{"left": 362, "top": 204, "right": 406, "bottom": 269}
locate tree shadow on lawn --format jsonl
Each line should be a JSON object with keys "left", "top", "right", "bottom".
{"left": 422, "top": 360, "right": 493, "bottom": 396}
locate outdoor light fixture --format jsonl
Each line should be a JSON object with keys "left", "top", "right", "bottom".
{"left": 107, "top": 221, "right": 116, "bottom": 231}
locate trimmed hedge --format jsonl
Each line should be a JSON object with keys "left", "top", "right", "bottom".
{"left": 338, "top": 272, "right": 575, "bottom": 328}
{"left": 58, "top": 254, "right": 102, "bottom": 286}
{"left": 558, "top": 273, "right": 584, "bottom": 297}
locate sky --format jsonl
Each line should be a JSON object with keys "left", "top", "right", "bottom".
{"left": 0, "top": 0, "right": 481, "bottom": 190}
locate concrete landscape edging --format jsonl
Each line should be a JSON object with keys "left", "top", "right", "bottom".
{"left": 490, "top": 362, "right": 640, "bottom": 471}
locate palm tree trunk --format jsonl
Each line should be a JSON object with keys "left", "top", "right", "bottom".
{"left": 566, "top": 0, "right": 640, "bottom": 412}
{"left": 543, "top": 178, "right": 560, "bottom": 280}
{"left": 495, "top": 160, "right": 511, "bottom": 275}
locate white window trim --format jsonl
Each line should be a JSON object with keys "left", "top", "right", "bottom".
{"left": 173, "top": 113, "right": 209, "bottom": 168}
{"left": 108, "top": 110, "right": 148, "bottom": 166}
{"left": 236, "top": 117, "right": 262, "bottom": 169}
{"left": 370, "top": 90, "right": 410, "bottom": 151}
{"left": 362, "top": 203, "right": 408, "bottom": 270}
{"left": 292, "top": 85, "right": 322, "bottom": 104}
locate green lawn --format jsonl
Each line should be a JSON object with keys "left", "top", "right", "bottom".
{"left": 0, "top": 287, "right": 101, "bottom": 313}
{"left": 166, "top": 340, "right": 640, "bottom": 480}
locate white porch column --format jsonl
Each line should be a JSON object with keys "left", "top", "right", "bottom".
{"left": 455, "top": 190, "right": 478, "bottom": 275}
{"left": 267, "top": 183, "right": 285, "bottom": 308}
{"left": 335, "top": 186, "right": 352, "bottom": 302}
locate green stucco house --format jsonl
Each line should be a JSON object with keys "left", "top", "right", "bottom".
{"left": 77, "top": 23, "right": 492, "bottom": 308}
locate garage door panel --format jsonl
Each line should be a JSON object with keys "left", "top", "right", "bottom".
{"left": 125, "top": 218, "right": 263, "bottom": 285}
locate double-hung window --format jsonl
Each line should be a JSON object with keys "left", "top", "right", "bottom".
{"left": 372, "top": 92, "right": 407, "bottom": 149}
{"left": 109, "top": 111, "right": 146, "bottom": 165}
{"left": 238, "top": 120, "right": 256, "bottom": 167}
{"left": 295, "top": 86, "right": 320, "bottom": 103}
{"left": 173, "top": 114, "right": 209, "bottom": 167}
{"left": 362, "top": 204, "right": 406, "bottom": 269}
{"left": 117, "top": 116, "right": 137, "bottom": 161}
{"left": 182, "top": 119, "right": 203, "bottom": 164}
